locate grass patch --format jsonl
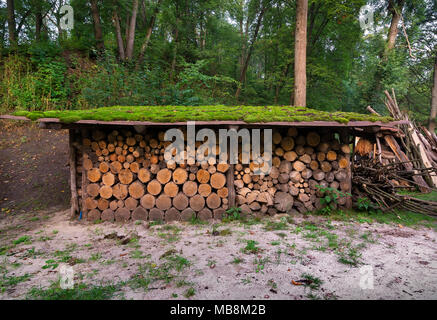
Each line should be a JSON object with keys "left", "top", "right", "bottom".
{"left": 27, "top": 281, "right": 122, "bottom": 300}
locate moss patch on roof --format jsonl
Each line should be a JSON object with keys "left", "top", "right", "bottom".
{"left": 13, "top": 106, "right": 393, "bottom": 124}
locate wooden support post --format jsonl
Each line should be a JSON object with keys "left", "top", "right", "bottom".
{"left": 81, "top": 128, "right": 89, "bottom": 219}
{"left": 69, "top": 129, "right": 80, "bottom": 218}
{"left": 339, "top": 129, "right": 352, "bottom": 209}
{"left": 226, "top": 125, "right": 238, "bottom": 208}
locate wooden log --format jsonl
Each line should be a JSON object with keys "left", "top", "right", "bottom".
{"left": 87, "top": 209, "right": 101, "bottom": 221}
{"left": 281, "top": 137, "right": 295, "bottom": 151}
{"left": 164, "top": 182, "right": 179, "bottom": 197}
{"left": 198, "top": 183, "right": 212, "bottom": 197}
{"left": 137, "top": 168, "right": 151, "bottom": 183}
{"left": 190, "top": 194, "right": 205, "bottom": 212}
{"left": 326, "top": 151, "right": 337, "bottom": 161}
{"left": 157, "top": 168, "right": 172, "bottom": 184}
{"left": 287, "top": 127, "right": 298, "bottom": 137}
{"left": 313, "top": 170, "right": 325, "bottom": 181}
{"left": 197, "top": 169, "right": 210, "bottom": 183}
{"left": 172, "top": 167, "right": 188, "bottom": 184}
{"left": 301, "top": 168, "right": 312, "bottom": 179}
{"left": 217, "top": 187, "right": 228, "bottom": 199}
{"left": 99, "top": 185, "right": 113, "bottom": 199}
{"left": 306, "top": 132, "right": 320, "bottom": 147}
{"left": 119, "top": 169, "right": 133, "bottom": 184}
{"left": 284, "top": 151, "right": 298, "bottom": 161}
{"left": 293, "top": 161, "right": 306, "bottom": 172}
{"left": 110, "top": 161, "right": 122, "bottom": 174}
{"left": 132, "top": 207, "right": 148, "bottom": 221}
{"left": 274, "top": 192, "right": 293, "bottom": 212}
{"left": 165, "top": 208, "right": 180, "bottom": 222}
{"left": 181, "top": 208, "right": 196, "bottom": 221}
{"left": 182, "top": 181, "right": 198, "bottom": 197}
{"left": 99, "top": 162, "right": 109, "bottom": 173}
{"left": 320, "top": 161, "right": 332, "bottom": 173}
{"left": 140, "top": 194, "right": 156, "bottom": 209}
{"left": 102, "top": 172, "right": 115, "bottom": 186}
{"left": 115, "top": 207, "right": 130, "bottom": 222}
{"left": 384, "top": 135, "right": 431, "bottom": 192}
{"left": 149, "top": 208, "right": 164, "bottom": 221}
{"left": 198, "top": 208, "right": 212, "bottom": 221}
{"left": 109, "top": 200, "right": 118, "bottom": 211}
{"left": 101, "top": 209, "right": 115, "bottom": 222}
{"left": 147, "top": 179, "right": 162, "bottom": 196}
{"left": 128, "top": 181, "right": 145, "bottom": 199}
{"left": 85, "top": 197, "right": 98, "bottom": 210}
{"left": 86, "top": 183, "right": 100, "bottom": 198}
{"left": 113, "top": 183, "right": 128, "bottom": 200}
{"left": 206, "top": 193, "right": 221, "bottom": 209}
{"left": 173, "top": 192, "right": 189, "bottom": 211}
{"left": 217, "top": 163, "right": 230, "bottom": 173}
{"left": 87, "top": 168, "right": 101, "bottom": 183}
{"left": 299, "top": 154, "right": 311, "bottom": 164}
{"left": 125, "top": 197, "right": 139, "bottom": 210}
{"left": 156, "top": 194, "right": 172, "bottom": 210}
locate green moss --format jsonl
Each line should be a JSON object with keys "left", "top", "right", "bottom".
{"left": 13, "top": 106, "right": 393, "bottom": 124}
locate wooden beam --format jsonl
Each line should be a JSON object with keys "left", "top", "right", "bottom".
{"left": 69, "top": 129, "right": 80, "bottom": 218}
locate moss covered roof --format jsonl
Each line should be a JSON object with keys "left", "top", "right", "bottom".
{"left": 13, "top": 105, "right": 392, "bottom": 124}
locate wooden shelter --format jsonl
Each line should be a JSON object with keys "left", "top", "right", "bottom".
{"left": 0, "top": 112, "right": 407, "bottom": 223}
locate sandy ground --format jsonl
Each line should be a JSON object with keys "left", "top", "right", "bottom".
{"left": 0, "top": 207, "right": 436, "bottom": 300}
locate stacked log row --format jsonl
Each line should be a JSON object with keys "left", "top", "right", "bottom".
{"left": 234, "top": 128, "right": 352, "bottom": 215}
{"left": 76, "top": 127, "right": 230, "bottom": 222}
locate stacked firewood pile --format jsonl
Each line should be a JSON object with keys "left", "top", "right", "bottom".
{"left": 234, "top": 128, "right": 352, "bottom": 215}
{"left": 353, "top": 90, "right": 437, "bottom": 216}
{"left": 76, "top": 128, "right": 230, "bottom": 222}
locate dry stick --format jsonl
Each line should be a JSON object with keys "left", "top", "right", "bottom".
{"left": 69, "top": 129, "right": 80, "bottom": 219}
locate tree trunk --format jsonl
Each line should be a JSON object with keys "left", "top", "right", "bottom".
{"left": 7, "top": 0, "right": 16, "bottom": 45}
{"left": 113, "top": 11, "right": 126, "bottom": 60}
{"left": 386, "top": 0, "right": 404, "bottom": 54}
{"left": 429, "top": 55, "right": 437, "bottom": 132}
{"left": 35, "top": 7, "right": 43, "bottom": 41}
{"left": 136, "top": 0, "right": 163, "bottom": 69}
{"left": 90, "top": 0, "right": 105, "bottom": 52}
{"left": 293, "top": 0, "right": 308, "bottom": 107}
{"left": 170, "top": 26, "right": 179, "bottom": 82}
{"left": 126, "top": 0, "right": 139, "bottom": 60}
{"left": 235, "top": 5, "right": 267, "bottom": 101}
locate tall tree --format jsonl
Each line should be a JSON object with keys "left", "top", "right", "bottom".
{"left": 125, "top": 0, "right": 138, "bottom": 60}
{"left": 6, "top": 0, "right": 16, "bottom": 45}
{"left": 429, "top": 55, "right": 437, "bottom": 132}
{"left": 293, "top": 0, "right": 307, "bottom": 107}
{"left": 90, "top": 0, "right": 105, "bottom": 52}
{"left": 385, "top": 0, "right": 405, "bottom": 55}
{"left": 136, "top": 0, "right": 163, "bottom": 69}
{"left": 235, "top": 0, "right": 267, "bottom": 101}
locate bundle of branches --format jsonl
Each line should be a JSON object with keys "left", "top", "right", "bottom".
{"left": 353, "top": 158, "right": 437, "bottom": 216}
{"left": 384, "top": 89, "right": 437, "bottom": 189}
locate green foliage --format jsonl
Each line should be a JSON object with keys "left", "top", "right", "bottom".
{"left": 243, "top": 240, "right": 260, "bottom": 254}
{"left": 316, "top": 185, "right": 352, "bottom": 215}
{"left": 223, "top": 207, "right": 242, "bottom": 222}
{"left": 14, "top": 105, "right": 392, "bottom": 124}
{"left": 27, "top": 281, "right": 121, "bottom": 300}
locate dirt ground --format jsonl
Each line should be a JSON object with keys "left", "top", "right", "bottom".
{"left": 0, "top": 122, "right": 436, "bottom": 300}
{"left": 0, "top": 208, "right": 436, "bottom": 300}
{"left": 0, "top": 120, "right": 70, "bottom": 214}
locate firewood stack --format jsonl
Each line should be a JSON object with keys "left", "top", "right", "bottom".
{"left": 234, "top": 128, "right": 352, "bottom": 215}
{"left": 75, "top": 128, "right": 230, "bottom": 223}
